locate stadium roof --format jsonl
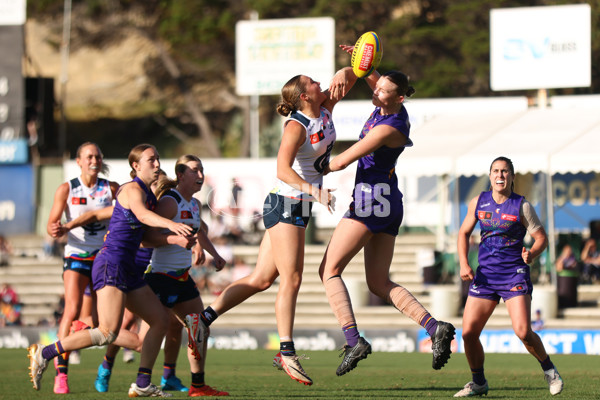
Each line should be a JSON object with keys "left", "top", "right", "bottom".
{"left": 397, "top": 94, "right": 600, "bottom": 178}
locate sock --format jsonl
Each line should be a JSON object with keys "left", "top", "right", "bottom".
{"left": 471, "top": 367, "right": 486, "bottom": 385}
{"left": 343, "top": 323, "right": 360, "bottom": 347}
{"left": 101, "top": 355, "right": 115, "bottom": 371}
{"left": 280, "top": 341, "right": 295, "bottom": 357}
{"left": 201, "top": 307, "right": 219, "bottom": 327}
{"left": 42, "top": 342, "right": 65, "bottom": 361}
{"left": 420, "top": 313, "right": 438, "bottom": 337}
{"left": 135, "top": 367, "right": 152, "bottom": 388}
{"left": 191, "top": 372, "right": 205, "bottom": 388}
{"left": 163, "top": 363, "right": 176, "bottom": 380}
{"left": 540, "top": 356, "right": 554, "bottom": 371}
{"left": 56, "top": 353, "right": 68, "bottom": 375}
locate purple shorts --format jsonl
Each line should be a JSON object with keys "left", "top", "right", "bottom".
{"left": 344, "top": 196, "right": 403, "bottom": 236}
{"left": 91, "top": 252, "right": 146, "bottom": 293}
{"left": 467, "top": 276, "right": 533, "bottom": 303}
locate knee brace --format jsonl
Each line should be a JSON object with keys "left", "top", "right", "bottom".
{"left": 89, "top": 327, "right": 117, "bottom": 346}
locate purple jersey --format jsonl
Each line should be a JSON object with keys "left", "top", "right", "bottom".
{"left": 354, "top": 106, "right": 411, "bottom": 189}
{"left": 94, "top": 177, "right": 157, "bottom": 273}
{"left": 475, "top": 190, "right": 528, "bottom": 285}
{"left": 345, "top": 106, "right": 412, "bottom": 235}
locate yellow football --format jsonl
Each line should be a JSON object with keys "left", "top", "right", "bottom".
{"left": 351, "top": 31, "right": 383, "bottom": 78}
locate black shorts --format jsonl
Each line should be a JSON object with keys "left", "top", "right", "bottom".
{"left": 63, "top": 257, "right": 93, "bottom": 279}
{"left": 144, "top": 272, "right": 200, "bottom": 308}
{"left": 262, "top": 193, "right": 312, "bottom": 229}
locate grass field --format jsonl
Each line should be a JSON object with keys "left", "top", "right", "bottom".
{"left": 3, "top": 348, "right": 600, "bottom": 399}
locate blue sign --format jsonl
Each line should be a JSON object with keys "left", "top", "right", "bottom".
{"left": 418, "top": 328, "right": 600, "bottom": 355}
{"left": 0, "top": 139, "right": 28, "bottom": 164}
{"left": 0, "top": 164, "right": 34, "bottom": 234}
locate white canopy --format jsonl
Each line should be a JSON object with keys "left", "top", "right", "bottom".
{"left": 396, "top": 95, "right": 600, "bottom": 178}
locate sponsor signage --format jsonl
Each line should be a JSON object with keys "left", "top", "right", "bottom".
{"left": 0, "top": 139, "right": 28, "bottom": 164}
{"left": 236, "top": 17, "right": 335, "bottom": 95}
{"left": 490, "top": 4, "right": 591, "bottom": 90}
{"left": 0, "top": 25, "right": 24, "bottom": 143}
{"left": 6, "top": 326, "right": 600, "bottom": 354}
{"left": 418, "top": 329, "right": 600, "bottom": 355}
{"left": 0, "top": 164, "right": 34, "bottom": 234}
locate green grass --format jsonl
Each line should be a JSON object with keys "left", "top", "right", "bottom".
{"left": 3, "top": 348, "right": 600, "bottom": 399}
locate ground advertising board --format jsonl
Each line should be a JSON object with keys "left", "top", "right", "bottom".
{"left": 0, "top": 164, "right": 34, "bottom": 234}
{"left": 490, "top": 4, "right": 591, "bottom": 91}
{"left": 235, "top": 17, "right": 335, "bottom": 96}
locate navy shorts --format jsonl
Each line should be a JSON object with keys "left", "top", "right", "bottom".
{"left": 91, "top": 253, "right": 146, "bottom": 293}
{"left": 262, "top": 193, "right": 313, "bottom": 229}
{"left": 63, "top": 257, "right": 94, "bottom": 278}
{"left": 144, "top": 272, "right": 200, "bottom": 308}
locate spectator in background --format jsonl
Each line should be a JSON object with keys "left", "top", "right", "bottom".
{"left": 230, "top": 178, "right": 243, "bottom": 217}
{"left": 581, "top": 238, "right": 600, "bottom": 284}
{"left": 0, "top": 283, "right": 21, "bottom": 326}
{"left": 532, "top": 309, "right": 544, "bottom": 332}
{"left": 556, "top": 243, "right": 580, "bottom": 275}
{"left": 0, "top": 234, "right": 13, "bottom": 266}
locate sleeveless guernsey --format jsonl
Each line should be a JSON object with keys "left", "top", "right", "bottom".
{"left": 64, "top": 177, "right": 113, "bottom": 259}
{"left": 150, "top": 189, "right": 201, "bottom": 279}
{"left": 271, "top": 107, "right": 335, "bottom": 200}
{"left": 475, "top": 190, "right": 528, "bottom": 284}
{"left": 95, "top": 177, "right": 157, "bottom": 269}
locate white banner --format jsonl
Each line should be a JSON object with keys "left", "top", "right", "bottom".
{"left": 0, "top": 0, "right": 26, "bottom": 25}
{"left": 235, "top": 17, "right": 335, "bottom": 96}
{"left": 490, "top": 4, "right": 591, "bottom": 91}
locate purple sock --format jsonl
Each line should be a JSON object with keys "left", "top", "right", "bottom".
{"left": 56, "top": 353, "right": 68, "bottom": 374}
{"left": 421, "top": 314, "right": 438, "bottom": 337}
{"left": 163, "top": 363, "right": 176, "bottom": 379}
{"left": 101, "top": 355, "right": 115, "bottom": 371}
{"left": 540, "top": 356, "right": 554, "bottom": 371}
{"left": 41, "top": 342, "right": 64, "bottom": 361}
{"left": 343, "top": 324, "right": 360, "bottom": 347}
{"left": 471, "top": 367, "right": 486, "bottom": 385}
{"left": 136, "top": 367, "right": 152, "bottom": 388}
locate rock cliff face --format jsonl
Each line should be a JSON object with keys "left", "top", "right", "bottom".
{"left": 24, "top": 19, "right": 163, "bottom": 119}
{"left": 22, "top": 13, "right": 242, "bottom": 157}
{"left": 23, "top": 13, "right": 239, "bottom": 118}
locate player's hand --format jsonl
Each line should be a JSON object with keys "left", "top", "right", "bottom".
{"left": 459, "top": 264, "right": 474, "bottom": 281}
{"left": 193, "top": 248, "right": 206, "bottom": 265}
{"left": 168, "top": 221, "right": 194, "bottom": 236}
{"left": 339, "top": 44, "right": 354, "bottom": 55}
{"left": 212, "top": 255, "right": 226, "bottom": 272}
{"left": 316, "top": 187, "right": 336, "bottom": 214}
{"left": 172, "top": 234, "right": 197, "bottom": 250}
{"left": 329, "top": 70, "right": 349, "bottom": 100}
{"left": 49, "top": 222, "right": 68, "bottom": 238}
{"left": 522, "top": 247, "right": 532, "bottom": 264}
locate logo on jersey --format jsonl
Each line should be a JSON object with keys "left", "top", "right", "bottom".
{"left": 510, "top": 284, "right": 525, "bottom": 292}
{"left": 478, "top": 211, "right": 492, "bottom": 220}
{"left": 181, "top": 210, "right": 192, "bottom": 219}
{"left": 501, "top": 213, "right": 517, "bottom": 221}
{"left": 72, "top": 197, "right": 87, "bottom": 205}
{"left": 310, "top": 130, "right": 325, "bottom": 144}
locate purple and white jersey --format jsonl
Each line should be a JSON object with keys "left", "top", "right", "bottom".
{"left": 475, "top": 190, "right": 528, "bottom": 284}
{"left": 94, "top": 176, "right": 157, "bottom": 271}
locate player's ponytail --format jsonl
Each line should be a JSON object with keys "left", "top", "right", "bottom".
{"left": 277, "top": 75, "right": 304, "bottom": 117}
